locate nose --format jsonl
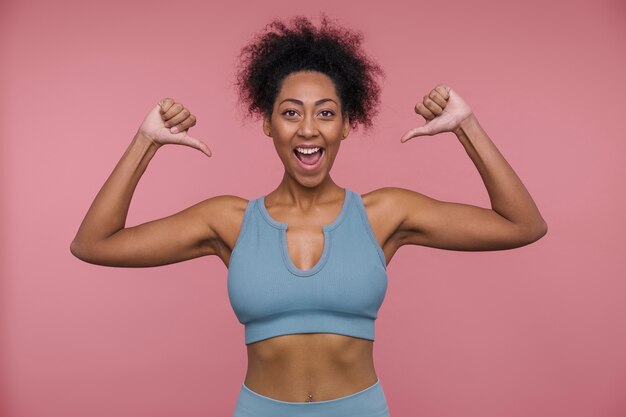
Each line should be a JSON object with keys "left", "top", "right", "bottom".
{"left": 297, "top": 113, "right": 319, "bottom": 138}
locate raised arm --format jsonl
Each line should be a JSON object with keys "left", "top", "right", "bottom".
{"left": 70, "top": 98, "right": 232, "bottom": 267}
{"left": 385, "top": 84, "right": 547, "bottom": 252}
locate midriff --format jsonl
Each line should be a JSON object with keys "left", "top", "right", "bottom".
{"left": 243, "top": 332, "right": 378, "bottom": 402}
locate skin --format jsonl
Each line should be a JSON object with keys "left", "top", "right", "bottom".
{"left": 70, "top": 70, "right": 548, "bottom": 403}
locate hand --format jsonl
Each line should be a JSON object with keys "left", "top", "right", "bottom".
{"left": 137, "top": 98, "right": 212, "bottom": 157}
{"left": 400, "top": 84, "right": 473, "bottom": 143}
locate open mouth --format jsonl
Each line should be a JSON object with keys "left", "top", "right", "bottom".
{"left": 293, "top": 146, "right": 325, "bottom": 166}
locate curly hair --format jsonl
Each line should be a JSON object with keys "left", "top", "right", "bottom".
{"left": 234, "top": 14, "right": 385, "bottom": 132}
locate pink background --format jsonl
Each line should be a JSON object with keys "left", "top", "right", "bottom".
{"left": 1, "top": 0, "right": 625, "bottom": 416}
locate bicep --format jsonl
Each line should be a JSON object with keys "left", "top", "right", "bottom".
{"left": 72, "top": 198, "right": 222, "bottom": 267}
{"left": 391, "top": 187, "right": 536, "bottom": 251}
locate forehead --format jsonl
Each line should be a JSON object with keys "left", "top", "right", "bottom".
{"left": 276, "top": 71, "right": 339, "bottom": 103}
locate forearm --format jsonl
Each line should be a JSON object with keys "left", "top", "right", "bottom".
{"left": 453, "top": 114, "right": 547, "bottom": 234}
{"left": 71, "top": 132, "right": 160, "bottom": 250}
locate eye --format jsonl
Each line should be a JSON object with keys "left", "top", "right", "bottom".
{"left": 320, "top": 110, "right": 335, "bottom": 117}
{"left": 282, "top": 109, "right": 299, "bottom": 118}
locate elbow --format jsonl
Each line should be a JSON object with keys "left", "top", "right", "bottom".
{"left": 70, "top": 239, "right": 91, "bottom": 262}
{"left": 535, "top": 219, "right": 548, "bottom": 239}
{"left": 525, "top": 221, "right": 548, "bottom": 243}
{"left": 512, "top": 220, "right": 548, "bottom": 247}
{"left": 70, "top": 239, "right": 82, "bottom": 259}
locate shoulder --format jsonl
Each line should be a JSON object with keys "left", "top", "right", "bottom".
{"left": 201, "top": 194, "right": 250, "bottom": 213}
{"left": 194, "top": 194, "right": 250, "bottom": 227}
{"left": 196, "top": 194, "right": 251, "bottom": 259}
{"left": 359, "top": 186, "right": 437, "bottom": 244}
{"left": 359, "top": 186, "right": 423, "bottom": 213}
{"left": 357, "top": 187, "right": 420, "bottom": 251}
{"left": 359, "top": 187, "right": 394, "bottom": 207}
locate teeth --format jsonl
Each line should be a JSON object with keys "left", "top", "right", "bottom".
{"left": 295, "top": 147, "right": 321, "bottom": 154}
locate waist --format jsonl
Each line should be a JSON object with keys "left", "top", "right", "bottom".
{"left": 244, "top": 333, "right": 377, "bottom": 402}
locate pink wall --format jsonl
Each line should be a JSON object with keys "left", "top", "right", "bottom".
{"left": 2, "top": 0, "right": 625, "bottom": 416}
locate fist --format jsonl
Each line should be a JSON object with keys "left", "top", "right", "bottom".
{"left": 400, "top": 84, "right": 473, "bottom": 142}
{"left": 137, "top": 98, "right": 212, "bottom": 157}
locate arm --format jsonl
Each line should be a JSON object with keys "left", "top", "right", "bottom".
{"left": 391, "top": 86, "right": 547, "bottom": 251}
{"left": 70, "top": 99, "right": 225, "bottom": 267}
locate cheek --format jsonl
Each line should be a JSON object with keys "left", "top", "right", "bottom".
{"left": 272, "top": 121, "right": 297, "bottom": 138}
{"left": 272, "top": 138, "right": 292, "bottom": 159}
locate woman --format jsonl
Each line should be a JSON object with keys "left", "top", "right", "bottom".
{"left": 70, "top": 15, "right": 547, "bottom": 417}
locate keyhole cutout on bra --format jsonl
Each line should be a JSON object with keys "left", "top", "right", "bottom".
{"left": 284, "top": 224, "right": 326, "bottom": 272}
{"left": 260, "top": 189, "right": 349, "bottom": 275}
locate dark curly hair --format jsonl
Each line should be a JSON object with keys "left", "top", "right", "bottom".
{"left": 234, "top": 14, "right": 385, "bottom": 132}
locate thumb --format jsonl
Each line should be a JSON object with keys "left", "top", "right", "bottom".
{"left": 184, "top": 134, "right": 213, "bottom": 158}
{"left": 165, "top": 131, "right": 212, "bottom": 158}
{"left": 400, "top": 123, "right": 433, "bottom": 143}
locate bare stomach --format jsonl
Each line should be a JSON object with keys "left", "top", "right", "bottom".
{"left": 243, "top": 333, "right": 378, "bottom": 403}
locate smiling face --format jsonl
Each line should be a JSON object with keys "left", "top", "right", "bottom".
{"left": 263, "top": 71, "right": 350, "bottom": 187}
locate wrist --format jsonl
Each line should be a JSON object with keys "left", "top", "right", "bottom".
{"left": 133, "top": 130, "right": 162, "bottom": 151}
{"left": 453, "top": 113, "right": 479, "bottom": 136}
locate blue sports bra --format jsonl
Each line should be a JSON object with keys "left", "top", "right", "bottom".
{"left": 227, "top": 188, "right": 388, "bottom": 345}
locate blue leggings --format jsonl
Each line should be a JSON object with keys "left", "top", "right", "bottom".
{"left": 232, "top": 378, "right": 391, "bottom": 417}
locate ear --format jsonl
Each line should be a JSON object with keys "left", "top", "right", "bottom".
{"left": 263, "top": 115, "right": 272, "bottom": 137}
{"left": 342, "top": 115, "right": 350, "bottom": 139}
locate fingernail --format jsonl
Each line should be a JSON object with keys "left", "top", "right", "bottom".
{"left": 171, "top": 126, "right": 178, "bottom": 133}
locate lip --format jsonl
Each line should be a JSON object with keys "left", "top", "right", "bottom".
{"left": 292, "top": 148, "right": 325, "bottom": 172}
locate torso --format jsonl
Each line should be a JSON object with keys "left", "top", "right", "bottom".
{"left": 212, "top": 187, "right": 402, "bottom": 402}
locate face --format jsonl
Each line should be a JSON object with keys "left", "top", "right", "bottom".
{"left": 263, "top": 71, "right": 350, "bottom": 187}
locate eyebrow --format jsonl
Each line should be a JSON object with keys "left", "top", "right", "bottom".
{"left": 279, "top": 98, "right": 337, "bottom": 106}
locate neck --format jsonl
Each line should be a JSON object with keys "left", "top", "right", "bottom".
{"left": 269, "top": 174, "right": 343, "bottom": 208}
